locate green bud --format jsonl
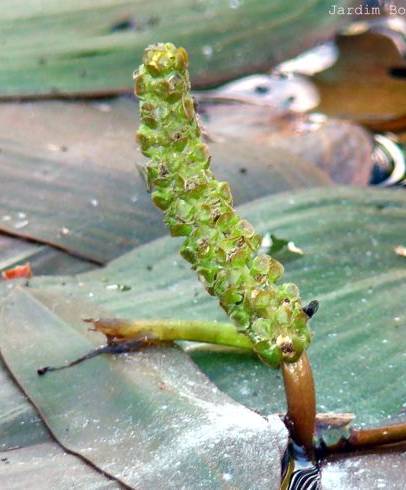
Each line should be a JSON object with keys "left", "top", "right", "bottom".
{"left": 255, "top": 343, "right": 283, "bottom": 369}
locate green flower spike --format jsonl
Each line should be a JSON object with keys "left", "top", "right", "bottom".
{"left": 135, "top": 43, "right": 314, "bottom": 368}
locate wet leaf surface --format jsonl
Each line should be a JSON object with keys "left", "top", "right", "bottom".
{"left": 0, "top": 0, "right": 356, "bottom": 97}
{"left": 0, "top": 99, "right": 331, "bottom": 263}
{"left": 27, "top": 187, "right": 406, "bottom": 430}
{"left": 0, "top": 287, "right": 287, "bottom": 489}
{"left": 0, "top": 354, "right": 50, "bottom": 451}
{"left": 321, "top": 446, "right": 406, "bottom": 490}
{"left": 0, "top": 442, "right": 119, "bottom": 489}
{"left": 0, "top": 141, "right": 160, "bottom": 264}
{"left": 0, "top": 235, "right": 94, "bottom": 276}
{"left": 0, "top": 6, "right": 404, "bottom": 486}
{"left": 1, "top": 186, "right": 405, "bottom": 488}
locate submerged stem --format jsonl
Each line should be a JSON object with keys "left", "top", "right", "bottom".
{"left": 349, "top": 423, "right": 406, "bottom": 448}
{"left": 325, "top": 423, "right": 406, "bottom": 453}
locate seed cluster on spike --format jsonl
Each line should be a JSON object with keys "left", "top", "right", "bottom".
{"left": 135, "top": 43, "right": 312, "bottom": 367}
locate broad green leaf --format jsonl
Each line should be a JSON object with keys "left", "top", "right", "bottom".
{"left": 0, "top": 99, "right": 330, "bottom": 263}
{"left": 0, "top": 0, "right": 357, "bottom": 97}
{"left": 0, "top": 287, "right": 287, "bottom": 489}
{"left": 29, "top": 186, "right": 406, "bottom": 428}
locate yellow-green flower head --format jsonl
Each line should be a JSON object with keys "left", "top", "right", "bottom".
{"left": 135, "top": 43, "right": 314, "bottom": 367}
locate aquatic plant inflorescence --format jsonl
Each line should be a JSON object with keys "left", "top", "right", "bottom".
{"left": 135, "top": 43, "right": 313, "bottom": 368}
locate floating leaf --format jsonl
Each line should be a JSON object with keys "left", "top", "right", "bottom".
{"left": 0, "top": 99, "right": 330, "bottom": 263}
{"left": 0, "top": 287, "right": 287, "bottom": 489}
{"left": 1, "top": 187, "right": 405, "bottom": 487}
{"left": 0, "top": 442, "right": 118, "bottom": 489}
{"left": 28, "top": 187, "right": 406, "bottom": 430}
{"left": 0, "top": 355, "right": 50, "bottom": 451}
{"left": 0, "top": 0, "right": 357, "bottom": 97}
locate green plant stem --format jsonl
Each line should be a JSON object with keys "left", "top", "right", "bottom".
{"left": 89, "top": 318, "right": 253, "bottom": 350}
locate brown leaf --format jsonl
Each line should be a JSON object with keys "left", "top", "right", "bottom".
{"left": 202, "top": 102, "right": 373, "bottom": 185}
{"left": 313, "top": 22, "right": 406, "bottom": 132}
